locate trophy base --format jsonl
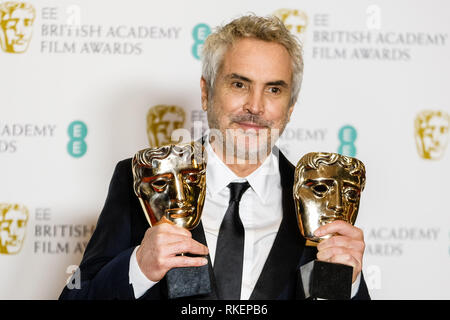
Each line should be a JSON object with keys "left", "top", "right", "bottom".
{"left": 298, "top": 260, "right": 353, "bottom": 300}
{"left": 166, "top": 263, "right": 211, "bottom": 299}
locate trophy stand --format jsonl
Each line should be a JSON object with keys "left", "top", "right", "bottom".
{"left": 166, "top": 253, "right": 211, "bottom": 299}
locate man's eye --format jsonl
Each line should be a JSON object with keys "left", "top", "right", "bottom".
{"left": 151, "top": 179, "right": 168, "bottom": 191}
{"left": 232, "top": 82, "right": 245, "bottom": 89}
{"left": 311, "top": 184, "right": 328, "bottom": 195}
{"left": 268, "top": 87, "right": 281, "bottom": 94}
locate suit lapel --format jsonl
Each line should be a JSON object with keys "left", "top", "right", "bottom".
{"left": 249, "top": 150, "right": 305, "bottom": 300}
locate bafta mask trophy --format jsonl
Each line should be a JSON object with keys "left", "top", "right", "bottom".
{"left": 293, "top": 152, "right": 366, "bottom": 299}
{"left": 132, "top": 141, "right": 211, "bottom": 299}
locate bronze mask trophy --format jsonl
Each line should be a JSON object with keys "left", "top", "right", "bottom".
{"left": 132, "top": 141, "right": 211, "bottom": 299}
{"left": 293, "top": 152, "right": 366, "bottom": 300}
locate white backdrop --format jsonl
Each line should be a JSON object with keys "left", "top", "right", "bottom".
{"left": 0, "top": 0, "right": 449, "bottom": 299}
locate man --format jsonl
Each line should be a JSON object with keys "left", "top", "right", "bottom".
{"left": 60, "top": 15, "right": 369, "bottom": 300}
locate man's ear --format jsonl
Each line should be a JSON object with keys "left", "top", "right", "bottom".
{"left": 200, "top": 77, "right": 208, "bottom": 111}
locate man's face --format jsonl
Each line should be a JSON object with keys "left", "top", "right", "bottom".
{"left": 201, "top": 38, "right": 295, "bottom": 161}
{"left": 0, "top": 8, "right": 35, "bottom": 53}
{"left": 294, "top": 164, "right": 362, "bottom": 242}
{"left": 416, "top": 114, "right": 449, "bottom": 160}
{"left": 0, "top": 209, "right": 28, "bottom": 254}
{"left": 137, "top": 153, "right": 206, "bottom": 230}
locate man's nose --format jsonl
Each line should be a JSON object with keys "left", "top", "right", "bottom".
{"left": 244, "top": 88, "right": 264, "bottom": 115}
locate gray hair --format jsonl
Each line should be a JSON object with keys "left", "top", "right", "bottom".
{"left": 201, "top": 14, "right": 304, "bottom": 107}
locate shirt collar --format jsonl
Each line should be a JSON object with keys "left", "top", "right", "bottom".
{"left": 204, "top": 135, "right": 280, "bottom": 204}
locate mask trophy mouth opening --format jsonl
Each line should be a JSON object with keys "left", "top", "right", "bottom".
{"left": 165, "top": 206, "right": 195, "bottom": 219}
{"left": 319, "top": 215, "right": 345, "bottom": 224}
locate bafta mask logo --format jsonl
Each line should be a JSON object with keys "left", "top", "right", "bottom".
{"left": 0, "top": 2, "right": 36, "bottom": 54}
{"left": 146, "top": 105, "right": 186, "bottom": 148}
{"left": 0, "top": 203, "right": 29, "bottom": 254}
{"left": 132, "top": 142, "right": 207, "bottom": 230}
{"left": 294, "top": 152, "right": 366, "bottom": 243}
{"left": 415, "top": 110, "right": 449, "bottom": 160}
{"left": 273, "top": 9, "right": 308, "bottom": 35}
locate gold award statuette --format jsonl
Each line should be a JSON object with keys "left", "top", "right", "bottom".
{"left": 414, "top": 110, "right": 449, "bottom": 160}
{"left": 293, "top": 152, "right": 366, "bottom": 300}
{"left": 132, "top": 141, "right": 211, "bottom": 299}
{"left": 0, "top": 2, "right": 36, "bottom": 54}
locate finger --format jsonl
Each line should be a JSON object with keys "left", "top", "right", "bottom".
{"left": 165, "top": 255, "right": 209, "bottom": 270}
{"left": 165, "top": 239, "right": 209, "bottom": 256}
{"left": 152, "top": 232, "right": 194, "bottom": 247}
{"left": 314, "top": 220, "right": 363, "bottom": 240}
{"left": 317, "top": 246, "right": 348, "bottom": 262}
{"left": 152, "top": 221, "right": 192, "bottom": 237}
{"left": 317, "top": 247, "right": 362, "bottom": 265}
{"left": 317, "top": 236, "right": 365, "bottom": 252}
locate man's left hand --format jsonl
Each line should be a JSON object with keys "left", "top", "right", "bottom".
{"left": 314, "top": 220, "right": 365, "bottom": 283}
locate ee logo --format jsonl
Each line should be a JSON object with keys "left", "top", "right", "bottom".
{"left": 67, "top": 120, "right": 87, "bottom": 158}
{"left": 192, "top": 23, "right": 211, "bottom": 60}
{"left": 338, "top": 125, "right": 357, "bottom": 157}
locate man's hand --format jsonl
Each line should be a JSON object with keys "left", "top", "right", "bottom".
{"left": 136, "top": 221, "right": 209, "bottom": 282}
{"left": 314, "top": 220, "right": 365, "bottom": 283}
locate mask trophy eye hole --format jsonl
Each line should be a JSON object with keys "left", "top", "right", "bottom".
{"left": 311, "top": 183, "right": 328, "bottom": 196}
{"left": 344, "top": 188, "right": 359, "bottom": 202}
{"left": 184, "top": 172, "right": 200, "bottom": 184}
{"left": 151, "top": 179, "right": 168, "bottom": 192}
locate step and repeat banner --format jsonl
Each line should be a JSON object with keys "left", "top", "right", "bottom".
{"left": 0, "top": 0, "right": 449, "bottom": 299}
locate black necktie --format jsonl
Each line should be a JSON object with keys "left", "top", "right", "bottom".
{"left": 214, "top": 181, "right": 251, "bottom": 300}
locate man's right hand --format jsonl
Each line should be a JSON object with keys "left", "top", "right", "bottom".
{"left": 136, "top": 222, "right": 209, "bottom": 282}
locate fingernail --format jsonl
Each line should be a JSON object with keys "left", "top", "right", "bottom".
{"left": 202, "top": 258, "right": 208, "bottom": 265}
{"left": 314, "top": 229, "right": 322, "bottom": 236}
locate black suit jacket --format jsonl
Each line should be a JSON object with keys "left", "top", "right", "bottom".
{"left": 59, "top": 149, "right": 370, "bottom": 300}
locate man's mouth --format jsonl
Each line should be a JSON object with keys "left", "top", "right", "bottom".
{"left": 230, "top": 114, "right": 272, "bottom": 132}
{"left": 235, "top": 121, "right": 267, "bottom": 131}
{"left": 165, "top": 206, "right": 195, "bottom": 218}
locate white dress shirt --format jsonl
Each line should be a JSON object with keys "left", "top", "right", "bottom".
{"left": 128, "top": 138, "right": 361, "bottom": 299}
{"left": 201, "top": 139, "right": 283, "bottom": 300}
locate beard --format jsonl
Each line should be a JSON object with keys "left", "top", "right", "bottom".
{"left": 207, "top": 105, "right": 286, "bottom": 164}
